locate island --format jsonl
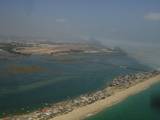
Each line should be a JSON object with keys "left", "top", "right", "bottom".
{"left": 0, "top": 41, "right": 118, "bottom": 56}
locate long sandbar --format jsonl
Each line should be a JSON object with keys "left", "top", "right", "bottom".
{"left": 52, "top": 74, "right": 160, "bottom": 120}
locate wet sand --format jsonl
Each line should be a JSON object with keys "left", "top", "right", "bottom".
{"left": 52, "top": 74, "right": 160, "bottom": 120}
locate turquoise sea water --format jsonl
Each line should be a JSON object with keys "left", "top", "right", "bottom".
{"left": 86, "top": 82, "right": 160, "bottom": 120}
{"left": 0, "top": 53, "right": 150, "bottom": 117}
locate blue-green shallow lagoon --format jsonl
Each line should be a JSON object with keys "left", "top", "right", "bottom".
{"left": 86, "top": 82, "right": 160, "bottom": 120}
{"left": 0, "top": 53, "right": 150, "bottom": 117}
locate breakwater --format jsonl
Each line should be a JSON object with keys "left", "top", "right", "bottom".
{"left": 3, "top": 70, "right": 160, "bottom": 120}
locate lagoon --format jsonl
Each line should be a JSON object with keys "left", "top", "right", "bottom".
{"left": 0, "top": 53, "right": 150, "bottom": 117}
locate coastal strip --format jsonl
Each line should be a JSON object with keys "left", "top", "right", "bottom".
{"left": 2, "top": 71, "right": 160, "bottom": 120}
{"left": 52, "top": 71, "right": 160, "bottom": 120}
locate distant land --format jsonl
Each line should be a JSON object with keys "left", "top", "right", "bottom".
{"left": 0, "top": 40, "right": 122, "bottom": 57}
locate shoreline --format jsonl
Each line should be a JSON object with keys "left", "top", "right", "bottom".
{"left": 52, "top": 73, "right": 160, "bottom": 120}
{"left": 2, "top": 71, "right": 160, "bottom": 120}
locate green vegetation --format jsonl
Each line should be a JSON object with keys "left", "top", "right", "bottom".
{"left": 0, "top": 43, "right": 29, "bottom": 55}
{"left": 0, "top": 43, "right": 16, "bottom": 53}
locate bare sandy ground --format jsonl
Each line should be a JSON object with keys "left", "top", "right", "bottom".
{"left": 14, "top": 44, "right": 112, "bottom": 55}
{"left": 14, "top": 44, "right": 88, "bottom": 55}
{"left": 52, "top": 74, "right": 160, "bottom": 120}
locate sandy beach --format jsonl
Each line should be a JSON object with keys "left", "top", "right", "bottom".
{"left": 52, "top": 74, "right": 160, "bottom": 120}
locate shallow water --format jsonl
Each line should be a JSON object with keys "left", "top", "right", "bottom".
{"left": 0, "top": 53, "right": 150, "bottom": 116}
{"left": 86, "top": 81, "right": 160, "bottom": 120}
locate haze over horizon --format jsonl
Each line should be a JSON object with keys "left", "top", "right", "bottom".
{"left": 0, "top": 0, "right": 160, "bottom": 68}
{"left": 1, "top": 1, "right": 160, "bottom": 119}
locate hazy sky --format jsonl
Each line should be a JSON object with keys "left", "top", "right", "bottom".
{"left": 0, "top": 0, "right": 160, "bottom": 44}
{"left": 0, "top": 0, "right": 160, "bottom": 68}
